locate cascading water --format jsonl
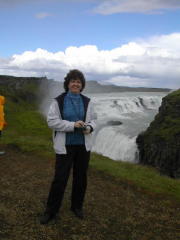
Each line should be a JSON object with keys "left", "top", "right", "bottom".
{"left": 87, "top": 92, "right": 168, "bottom": 162}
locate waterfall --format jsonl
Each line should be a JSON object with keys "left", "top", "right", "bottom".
{"left": 89, "top": 92, "right": 168, "bottom": 162}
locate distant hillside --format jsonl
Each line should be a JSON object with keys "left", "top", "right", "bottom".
{"left": 84, "top": 80, "right": 171, "bottom": 93}
{"left": 0, "top": 75, "right": 43, "bottom": 104}
{"left": 0, "top": 75, "right": 171, "bottom": 100}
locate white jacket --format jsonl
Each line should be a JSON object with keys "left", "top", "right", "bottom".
{"left": 47, "top": 96, "right": 97, "bottom": 154}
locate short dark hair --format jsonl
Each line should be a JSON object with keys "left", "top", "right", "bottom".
{"left": 64, "top": 69, "right": 86, "bottom": 92}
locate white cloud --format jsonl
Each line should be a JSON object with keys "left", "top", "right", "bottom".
{"left": 2, "top": 0, "right": 179, "bottom": 15}
{"left": 0, "top": 0, "right": 89, "bottom": 7}
{"left": 35, "top": 12, "right": 53, "bottom": 19}
{"left": 0, "top": 33, "right": 180, "bottom": 89}
{"left": 1, "top": 0, "right": 180, "bottom": 15}
{"left": 0, "top": 0, "right": 54, "bottom": 7}
{"left": 93, "top": 0, "right": 180, "bottom": 15}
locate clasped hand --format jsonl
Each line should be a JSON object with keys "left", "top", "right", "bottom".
{"left": 74, "top": 120, "right": 90, "bottom": 134}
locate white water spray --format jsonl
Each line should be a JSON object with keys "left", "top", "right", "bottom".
{"left": 89, "top": 92, "right": 167, "bottom": 162}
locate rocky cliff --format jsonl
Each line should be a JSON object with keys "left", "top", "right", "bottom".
{"left": 136, "top": 89, "right": 180, "bottom": 178}
{"left": 0, "top": 75, "right": 55, "bottom": 106}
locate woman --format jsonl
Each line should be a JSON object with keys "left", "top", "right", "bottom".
{"left": 40, "top": 69, "right": 97, "bottom": 224}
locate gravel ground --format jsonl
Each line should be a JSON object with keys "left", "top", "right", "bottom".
{"left": 0, "top": 146, "right": 179, "bottom": 240}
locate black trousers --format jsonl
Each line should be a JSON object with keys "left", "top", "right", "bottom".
{"left": 46, "top": 145, "right": 90, "bottom": 215}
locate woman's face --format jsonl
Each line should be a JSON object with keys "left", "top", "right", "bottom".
{"left": 68, "top": 79, "right": 82, "bottom": 94}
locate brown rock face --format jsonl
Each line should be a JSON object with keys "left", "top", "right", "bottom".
{"left": 136, "top": 89, "right": 180, "bottom": 178}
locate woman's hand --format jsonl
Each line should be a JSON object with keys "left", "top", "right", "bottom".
{"left": 74, "top": 120, "right": 85, "bottom": 128}
{"left": 83, "top": 125, "right": 91, "bottom": 134}
{"left": 74, "top": 121, "right": 91, "bottom": 134}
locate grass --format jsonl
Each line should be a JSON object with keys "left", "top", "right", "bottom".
{"left": 0, "top": 95, "right": 179, "bottom": 239}
{"left": 145, "top": 89, "right": 180, "bottom": 141}
{"left": 90, "top": 153, "right": 180, "bottom": 201}
{"left": 0, "top": 147, "right": 180, "bottom": 240}
{"left": 3, "top": 99, "right": 53, "bottom": 154}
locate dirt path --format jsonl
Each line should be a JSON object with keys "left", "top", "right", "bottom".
{"left": 0, "top": 146, "right": 179, "bottom": 240}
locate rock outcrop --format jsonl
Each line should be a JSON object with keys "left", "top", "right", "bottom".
{"left": 0, "top": 75, "right": 52, "bottom": 104}
{"left": 136, "top": 89, "right": 180, "bottom": 178}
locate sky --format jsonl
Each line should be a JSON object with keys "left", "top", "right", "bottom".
{"left": 0, "top": 0, "right": 180, "bottom": 89}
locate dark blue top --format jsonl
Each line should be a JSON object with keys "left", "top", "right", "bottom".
{"left": 63, "top": 91, "right": 85, "bottom": 145}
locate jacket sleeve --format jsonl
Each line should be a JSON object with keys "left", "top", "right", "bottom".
{"left": 0, "top": 96, "right": 6, "bottom": 130}
{"left": 47, "top": 100, "right": 75, "bottom": 132}
{"left": 86, "top": 101, "right": 97, "bottom": 133}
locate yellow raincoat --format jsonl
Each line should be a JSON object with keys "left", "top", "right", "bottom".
{"left": 0, "top": 95, "right": 7, "bottom": 131}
